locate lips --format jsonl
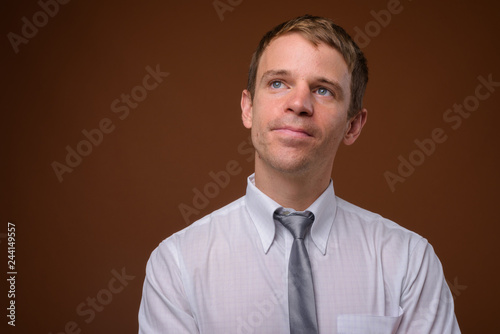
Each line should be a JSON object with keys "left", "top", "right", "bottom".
{"left": 273, "top": 125, "right": 312, "bottom": 137}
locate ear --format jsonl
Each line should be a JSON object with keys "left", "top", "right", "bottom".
{"left": 343, "top": 108, "right": 367, "bottom": 145}
{"left": 241, "top": 89, "right": 253, "bottom": 129}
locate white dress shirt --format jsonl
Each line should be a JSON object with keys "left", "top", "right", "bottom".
{"left": 139, "top": 174, "right": 460, "bottom": 333}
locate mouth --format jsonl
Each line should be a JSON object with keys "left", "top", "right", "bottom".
{"left": 273, "top": 126, "right": 312, "bottom": 138}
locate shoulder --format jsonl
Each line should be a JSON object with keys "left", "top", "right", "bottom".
{"left": 333, "top": 197, "right": 445, "bottom": 285}
{"left": 156, "top": 195, "right": 248, "bottom": 253}
{"left": 179, "top": 195, "right": 246, "bottom": 234}
{"left": 334, "top": 196, "right": 426, "bottom": 253}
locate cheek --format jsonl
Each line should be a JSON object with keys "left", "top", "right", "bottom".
{"left": 322, "top": 117, "right": 348, "bottom": 141}
{"left": 251, "top": 104, "right": 270, "bottom": 131}
{"left": 254, "top": 94, "right": 281, "bottom": 114}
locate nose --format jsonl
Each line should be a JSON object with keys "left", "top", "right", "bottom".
{"left": 286, "top": 83, "right": 313, "bottom": 116}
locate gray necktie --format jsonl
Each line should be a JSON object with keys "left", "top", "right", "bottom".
{"left": 275, "top": 210, "right": 319, "bottom": 334}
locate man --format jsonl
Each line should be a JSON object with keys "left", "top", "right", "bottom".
{"left": 139, "top": 15, "right": 460, "bottom": 333}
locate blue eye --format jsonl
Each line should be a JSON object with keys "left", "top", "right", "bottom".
{"left": 317, "top": 87, "right": 331, "bottom": 96}
{"left": 271, "top": 81, "right": 283, "bottom": 89}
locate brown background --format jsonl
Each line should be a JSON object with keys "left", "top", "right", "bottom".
{"left": 1, "top": 0, "right": 499, "bottom": 332}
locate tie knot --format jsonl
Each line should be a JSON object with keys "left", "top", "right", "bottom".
{"left": 274, "top": 210, "right": 315, "bottom": 239}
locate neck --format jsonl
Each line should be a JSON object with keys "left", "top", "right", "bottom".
{"left": 254, "top": 160, "right": 331, "bottom": 211}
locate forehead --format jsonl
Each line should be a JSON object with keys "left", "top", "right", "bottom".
{"left": 256, "top": 32, "right": 351, "bottom": 86}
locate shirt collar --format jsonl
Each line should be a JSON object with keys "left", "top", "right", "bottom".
{"left": 307, "top": 179, "right": 337, "bottom": 254}
{"left": 245, "top": 174, "right": 337, "bottom": 255}
{"left": 245, "top": 174, "right": 281, "bottom": 254}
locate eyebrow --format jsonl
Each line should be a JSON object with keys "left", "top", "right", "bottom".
{"left": 260, "top": 69, "right": 291, "bottom": 84}
{"left": 260, "top": 69, "right": 345, "bottom": 100}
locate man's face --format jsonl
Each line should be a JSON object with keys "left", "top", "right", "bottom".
{"left": 241, "top": 32, "right": 364, "bottom": 177}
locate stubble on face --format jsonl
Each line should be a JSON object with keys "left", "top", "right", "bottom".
{"left": 244, "top": 33, "right": 352, "bottom": 180}
{"left": 252, "top": 115, "right": 323, "bottom": 176}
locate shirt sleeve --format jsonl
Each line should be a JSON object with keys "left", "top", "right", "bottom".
{"left": 138, "top": 239, "right": 199, "bottom": 333}
{"left": 397, "top": 238, "right": 461, "bottom": 334}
